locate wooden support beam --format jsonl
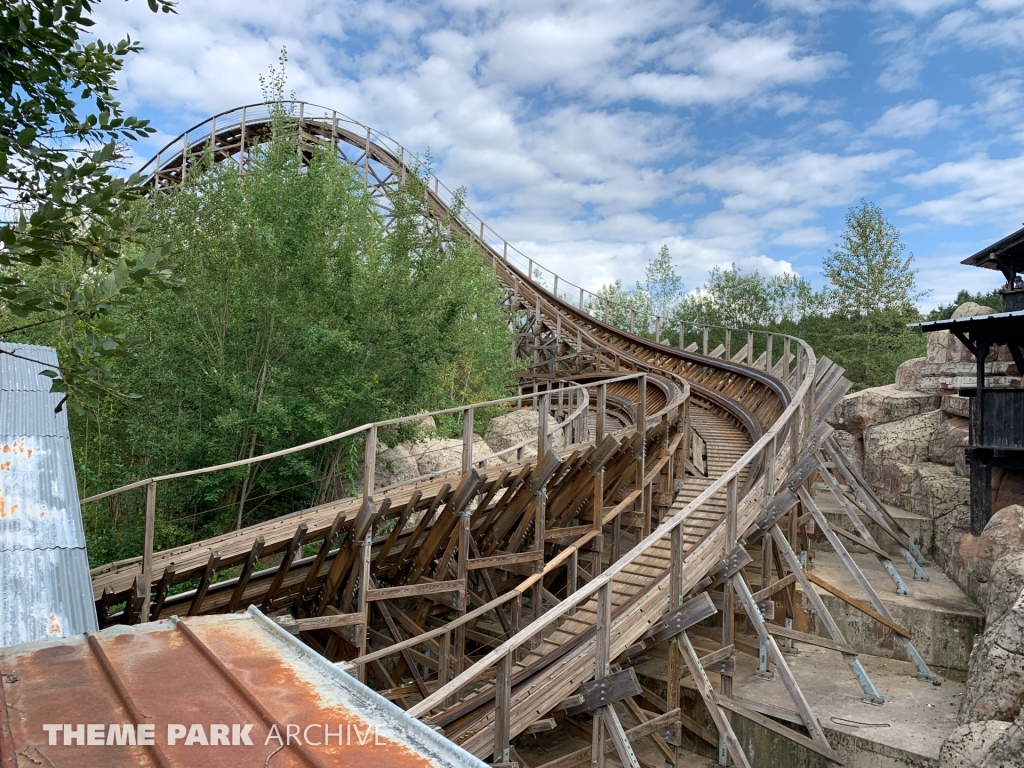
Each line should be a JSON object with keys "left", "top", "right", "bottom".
{"left": 188, "top": 551, "right": 220, "bottom": 617}
{"left": 227, "top": 536, "right": 263, "bottom": 613}
{"left": 468, "top": 551, "right": 544, "bottom": 571}
{"left": 677, "top": 633, "right": 752, "bottom": 768}
{"left": 533, "top": 708, "right": 681, "bottom": 768}
{"left": 296, "top": 613, "right": 364, "bottom": 631}
{"left": 367, "top": 579, "right": 466, "bottom": 602}
{"left": 569, "top": 668, "right": 642, "bottom": 714}
{"left": 715, "top": 695, "right": 843, "bottom": 764}
{"left": 765, "top": 624, "right": 856, "bottom": 655}
{"left": 803, "top": 570, "right": 911, "bottom": 638}
{"left": 263, "top": 522, "right": 308, "bottom": 611}
{"left": 150, "top": 563, "right": 175, "bottom": 621}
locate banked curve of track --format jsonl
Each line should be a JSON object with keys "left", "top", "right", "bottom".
{"left": 88, "top": 102, "right": 832, "bottom": 762}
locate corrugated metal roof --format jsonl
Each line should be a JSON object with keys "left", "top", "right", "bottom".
{"left": 0, "top": 435, "right": 85, "bottom": 550}
{"left": 0, "top": 390, "right": 70, "bottom": 435}
{"left": 0, "top": 607, "right": 488, "bottom": 768}
{"left": 909, "top": 309, "right": 1024, "bottom": 332}
{"left": 962, "top": 225, "right": 1024, "bottom": 270}
{"left": 0, "top": 342, "right": 97, "bottom": 647}
{"left": 0, "top": 343, "right": 60, "bottom": 391}
{"left": 0, "top": 547, "right": 96, "bottom": 647}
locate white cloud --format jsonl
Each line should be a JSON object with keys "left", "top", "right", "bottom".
{"left": 867, "top": 99, "right": 959, "bottom": 137}
{"left": 773, "top": 226, "right": 830, "bottom": 246}
{"left": 871, "top": 0, "right": 964, "bottom": 16}
{"left": 86, "top": 0, "right": 909, "bottom": 294}
{"left": 898, "top": 152, "right": 1024, "bottom": 224}
{"left": 685, "top": 150, "right": 907, "bottom": 210}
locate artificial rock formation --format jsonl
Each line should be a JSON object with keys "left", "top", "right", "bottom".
{"left": 482, "top": 409, "right": 566, "bottom": 458}
{"left": 959, "top": 588, "right": 1024, "bottom": 721}
{"left": 828, "top": 301, "right": 1023, "bottom": 593}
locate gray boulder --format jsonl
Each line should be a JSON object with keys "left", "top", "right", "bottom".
{"left": 483, "top": 409, "right": 565, "bottom": 460}
{"left": 959, "top": 588, "right": 1024, "bottom": 723}
{"left": 987, "top": 553, "right": 1024, "bottom": 626}
{"left": 929, "top": 415, "right": 970, "bottom": 466}
{"left": 863, "top": 409, "right": 941, "bottom": 505}
{"left": 971, "top": 505, "right": 1024, "bottom": 584}
{"left": 829, "top": 384, "right": 939, "bottom": 438}
{"left": 939, "top": 720, "right": 1014, "bottom": 768}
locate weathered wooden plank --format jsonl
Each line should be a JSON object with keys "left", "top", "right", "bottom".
{"left": 367, "top": 579, "right": 467, "bottom": 602}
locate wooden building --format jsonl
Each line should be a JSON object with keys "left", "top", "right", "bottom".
{"left": 913, "top": 231, "right": 1024, "bottom": 534}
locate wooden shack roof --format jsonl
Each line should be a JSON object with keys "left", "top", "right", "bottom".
{"left": 962, "top": 225, "right": 1024, "bottom": 273}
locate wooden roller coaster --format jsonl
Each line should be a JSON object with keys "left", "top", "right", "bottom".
{"left": 84, "top": 102, "right": 939, "bottom": 768}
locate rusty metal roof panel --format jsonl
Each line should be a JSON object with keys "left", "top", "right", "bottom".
{"left": 0, "top": 434, "right": 86, "bottom": 550}
{"left": 0, "top": 607, "right": 489, "bottom": 768}
{"left": 0, "top": 342, "right": 96, "bottom": 648}
{"left": 0, "top": 343, "right": 60, "bottom": 391}
{"left": 0, "top": 546, "right": 97, "bottom": 647}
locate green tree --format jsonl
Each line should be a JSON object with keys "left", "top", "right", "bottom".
{"left": 586, "top": 280, "right": 654, "bottom": 335}
{"left": 823, "top": 200, "right": 926, "bottom": 315}
{"left": 0, "top": 0, "right": 179, "bottom": 411}
{"left": 926, "top": 288, "right": 1003, "bottom": 321}
{"left": 38, "top": 105, "right": 513, "bottom": 564}
{"left": 645, "top": 245, "right": 683, "bottom": 321}
{"left": 821, "top": 201, "right": 926, "bottom": 386}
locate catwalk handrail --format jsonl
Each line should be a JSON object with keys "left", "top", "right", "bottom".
{"left": 406, "top": 334, "right": 815, "bottom": 718}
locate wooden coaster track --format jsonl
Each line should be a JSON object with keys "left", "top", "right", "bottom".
{"left": 82, "top": 102, "right": 940, "bottom": 767}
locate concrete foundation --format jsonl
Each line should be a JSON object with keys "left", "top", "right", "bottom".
{"left": 633, "top": 643, "right": 965, "bottom": 768}
{"left": 800, "top": 550, "right": 983, "bottom": 672}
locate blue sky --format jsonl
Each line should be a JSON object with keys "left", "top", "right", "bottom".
{"left": 92, "top": 0, "right": 1024, "bottom": 307}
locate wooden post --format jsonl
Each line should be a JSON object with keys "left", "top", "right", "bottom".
{"left": 356, "top": 532, "right": 372, "bottom": 683}
{"left": 766, "top": 333, "right": 774, "bottom": 372}
{"left": 629, "top": 308, "right": 635, "bottom": 334}
{"left": 668, "top": 523, "right": 683, "bottom": 758}
{"left": 455, "top": 508, "right": 471, "bottom": 676}
{"left": 597, "top": 383, "right": 607, "bottom": 441}
{"left": 679, "top": 321, "right": 685, "bottom": 350}
{"left": 364, "top": 425, "right": 377, "bottom": 501}
{"left": 655, "top": 315, "right": 661, "bottom": 344}
{"left": 462, "top": 406, "right": 474, "bottom": 474}
{"left": 721, "top": 578, "right": 734, "bottom": 702}
{"left": 538, "top": 392, "right": 550, "bottom": 464}
{"left": 494, "top": 652, "right": 512, "bottom": 763}
{"left": 604, "top": 298, "right": 609, "bottom": 323}
{"left": 228, "top": 536, "right": 264, "bottom": 613}
{"left": 439, "top": 631, "right": 451, "bottom": 689}
{"left": 263, "top": 523, "right": 308, "bottom": 611}
{"left": 503, "top": 241, "right": 509, "bottom": 262}
{"left": 596, "top": 582, "right": 612, "bottom": 678}
{"left": 364, "top": 126, "right": 371, "bottom": 189}
{"left": 726, "top": 476, "right": 738, "bottom": 552}
{"left": 554, "top": 274, "right": 559, "bottom": 297}
{"left": 568, "top": 549, "right": 578, "bottom": 616}
{"left": 239, "top": 106, "right": 248, "bottom": 174}
{"left": 725, "top": 328, "right": 732, "bottom": 359}
{"left": 638, "top": 375, "right": 648, "bottom": 536}
{"left": 579, "top": 286, "right": 585, "bottom": 309}
{"left": 747, "top": 331, "right": 754, "bottom": 364}
{"left": 141, "top": 481, "right": 157, "bottom": 621}
{"left": 703, "top": 326, "right": 709, "bottom": 356}
{"left": 151, "top": 563, "right": 175, "bottom": 622}
{"left": 188, "top": 551, "right": 220, "bottom": 616}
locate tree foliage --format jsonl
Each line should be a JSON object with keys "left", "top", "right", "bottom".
{"left": 927, "top": 288, "right": 1003, "bottom": 321}
{"left": 0, "top": 0, "right": 180, "bottom": 411}
{"left": 587, "top": 202, "right": 930, "bottom": 390}
{"left": 33, "top": 108, "right": 514, "bottom": 565}
{"left": 823, "top": 199, "right": 926, "bottom": 316}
